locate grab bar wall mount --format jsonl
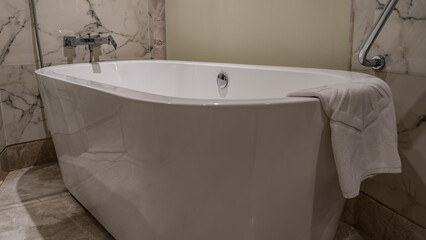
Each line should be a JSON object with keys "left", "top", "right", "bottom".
{"left": 358, "top": 0, "right": 399, "bottom": 71}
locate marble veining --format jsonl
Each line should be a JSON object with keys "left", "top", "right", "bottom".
{"left": 149, "top": 0, "right": 167, "bottom": 59}
{"left": 0, "top": 1, "right": 34, "bottom": 65}
{"left": 0, "top": 0, "right": 166, "bottom": 148}
{"left": 352, "top": 0, "right": 426, "bottom": 76}
{"left": 0, "top": 65, "right": 48, "bottom": 145}
{"left": 36, "top": 0, "right": 151, "bottom": 65}
{"left": 0, "top": 18, "right": 27, "bottom": 65}
{"left": 351, "top": 0, "right": 426, "bottom": 231}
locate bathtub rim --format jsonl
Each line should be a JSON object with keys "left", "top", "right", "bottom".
{"left": 35, "top": 60, "right": 376, "bottom": 107}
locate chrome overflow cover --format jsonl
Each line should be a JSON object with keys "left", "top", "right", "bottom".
{"left": 217, "top": 73, "right": 228, "bottom": 89}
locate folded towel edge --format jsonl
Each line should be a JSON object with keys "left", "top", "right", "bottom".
{"left": 342, "top": 166, "right": 402, "bottom": 199}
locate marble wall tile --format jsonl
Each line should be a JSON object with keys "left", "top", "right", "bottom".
{"left": 0, "top": 102, "right": 6, "bottom": 153}
{"left": 0, "top": 65, "right": 48, "bottom": 145}
{"left": 0, "top": 0, "right": 36, "bottom": 65}
{"left": 361, "top": 121, "right": 426, "bottom": 227}
{"left": 352, "top": 71, "right": 426, "bottom": 229}
{"left": 351, "top": 0, "right": 426, "bottom": 76}
{"left": 350, "top": 0, "right": 426, "bottom": 232}
{"left": 0, "top": 0, "right": 165, "bottom": 149}
{"left": 356, "top": 49, "right": 426, "bottom": 229}
{"left": 36, "top": 0, "right": 151, "bottom": 65}
{"left": 340, "top": 193, "right": 426, "bottom": 240}
{"left": 149, "top": 0, "right": 166, "bottom": 21}
{"left": 149, "top": 0, "right": 166, "bottom": 59}
{"left": 0, "top": 1, "right": 46, "bottom": 146}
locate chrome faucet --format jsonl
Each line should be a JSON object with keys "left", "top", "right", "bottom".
{"left": 64, "top": 34, "right": 118, "bottom": 63}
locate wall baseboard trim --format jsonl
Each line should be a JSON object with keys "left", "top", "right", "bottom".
{"left": 0, "top": 138, "right": 57, "bottom": 175}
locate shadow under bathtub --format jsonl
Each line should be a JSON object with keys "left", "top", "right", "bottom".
{"left": 16, "top": 162, "right": 115, "bottom": 239}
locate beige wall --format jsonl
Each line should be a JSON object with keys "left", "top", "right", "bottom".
{"left": 165, "top": 0, "right": 351, "bottom": 70}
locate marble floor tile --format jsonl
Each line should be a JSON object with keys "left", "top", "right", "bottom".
{"left": 0, "top": 162, "right": 65, "bottom": 208}
{"left": 0, "top": 162, "right": 113, "bottom": 240}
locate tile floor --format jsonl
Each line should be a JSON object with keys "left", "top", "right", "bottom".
{"left": 3, "top": 162, "right": 423, "bottom": 240}
{"left": 0, "top": 162, "right": 113, "bottom": 240}
{"left": 0, "top": 161, "right": 372, "bottom": 240}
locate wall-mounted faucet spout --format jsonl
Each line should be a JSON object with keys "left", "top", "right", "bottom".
{"left": 64, "top": 34, "right": 118, "bottom": 63}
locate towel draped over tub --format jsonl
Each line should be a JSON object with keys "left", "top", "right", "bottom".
{"left": 288, "top": 76, "right": 401, "bottom": 198}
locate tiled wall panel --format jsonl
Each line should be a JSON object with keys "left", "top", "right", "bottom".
{"left": 351, "top": 0, "right": 426, "bottom": 229}
{"left": 0, "top": 0, "right": 166, "bottom": 148}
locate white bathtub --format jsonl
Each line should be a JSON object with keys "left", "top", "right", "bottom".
{"left": 35, "top": 60, "right": 369, "bottom": 240}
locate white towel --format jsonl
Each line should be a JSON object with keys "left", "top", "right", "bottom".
{"left": 288, "top": 77, "right": 401, "bottom": 198}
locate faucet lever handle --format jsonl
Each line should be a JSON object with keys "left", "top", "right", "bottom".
{"left": 108, "top": 35, "right": 118, "bottom": 50}
{"left": 64, "top": 36, "right": 77, "bottom": 48}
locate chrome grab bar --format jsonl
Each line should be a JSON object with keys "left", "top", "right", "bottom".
{"left": 358, "top": 0, "right": 398, "bottom": 70}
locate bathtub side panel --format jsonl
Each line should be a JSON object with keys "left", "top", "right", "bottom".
{"left": 38, "top": 77, "right": 344, "bottom": 240}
